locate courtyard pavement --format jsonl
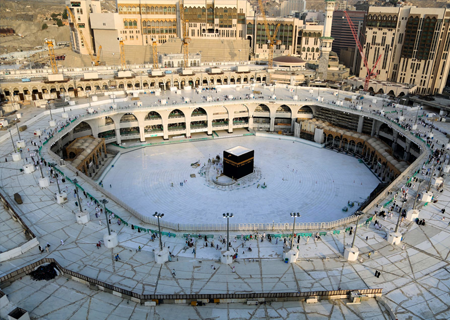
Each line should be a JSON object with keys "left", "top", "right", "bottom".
{"left": 0, "top": 85, "right": 450, "bottom": 319}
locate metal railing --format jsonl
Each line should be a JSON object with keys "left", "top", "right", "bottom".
{"left": 0, "top": 257, "right": 383, "bottom": 303}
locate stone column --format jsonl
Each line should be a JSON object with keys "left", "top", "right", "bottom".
{"left": 269, "top": 116, "right": 275, "bottom": 132}
{"left": 357, "top": 116, "right": 364, "bottom": 133}
{"left": 139, "top": 124, "right": 145, "bottom": 142}
{"left": 115, "top": 128, "right": 121, "bottom": 145}
{"left": 371, "top": 119, "right": 377, "bottom": 136}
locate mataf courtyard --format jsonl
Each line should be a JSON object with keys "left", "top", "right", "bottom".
{"left": 103, "top": 136, "right": 379, "bottom": 224}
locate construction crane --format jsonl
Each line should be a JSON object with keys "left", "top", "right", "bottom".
{"left": 119, "top": 38, "right": 126, "bottom": 70}
{"left": 66, "top": 6, "right": 102, "bottom": 66}
{"left": 45, "top": 39, "right": 58, "bottom": 74}
{"left": 152, "top": 38, "right": 158, "bottom": 69}
{"left": 344, "top": 11, "right": 382, "bottom": 92}
{"left": 95, "top": 46, "right": 102, "bottom": 66}
{"left": 258, "top": 0, "right": 281, "bottom": 68}
{"left": 180, "top": 1, "right": 190, "bottom": 68}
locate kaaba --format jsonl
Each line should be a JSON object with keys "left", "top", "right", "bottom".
{"left": 223, "top": 146, "right": 254, "bottom": 180}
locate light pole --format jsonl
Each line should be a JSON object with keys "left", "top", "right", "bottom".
{"left": 15, "top": 121, "right": 22, "bottom": 141}
{"left": 72, "top": 178, "right": 83, "bottom": 213}
{"left": 35, "top": 151, "right": 44, "bottom": 178}
{"left": 223, "top": 213, "right": 234, "bottom": 251}
{"left": 101, "top": 199, "right": 111, "bottom": 236}
{"left": 413, "top": 181, "right": 423, "bottom": 210}
{"left": 427, "top": 165, "right": 436, "bottom": 192}
{"left": 9, "top": 129, "right": 15, "bottom": 151}
{"left": 153, "top": 212, "right": 164, "bottom": 251}
{"left": 290, "top": 212, "right": 300, "bottom": 249}
{"left": 395, "top": 199, "right": 406, "bottom": 233}
{"left": 49, "top": 103, "right": 53, "bottom": 121}
{"left": 49, "top": 163, "right": 61, "bottom": 194}
{"left": 351, "top": 213, "right": 362, "bottom": 248}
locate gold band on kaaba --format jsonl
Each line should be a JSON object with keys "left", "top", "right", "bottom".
{"left": 224, "top": 157, "right": 254, "bottom": 167}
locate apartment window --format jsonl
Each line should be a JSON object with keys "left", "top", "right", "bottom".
{"left": 398, "top": 33, "right": 403, "bottom": 44}
{"left": 371, "top": 35, "right": 376, "bottom": 45}
{"left": 381, "top": 36, "right": 386, "bottom": 46}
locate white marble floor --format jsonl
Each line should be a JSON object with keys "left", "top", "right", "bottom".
{"left": 102, "top": 136, "right": 380, "bottom": 224}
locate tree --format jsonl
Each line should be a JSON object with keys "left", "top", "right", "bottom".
{"left": 62, "top": 9, "right": 68, "bottom": 20}
{"left": 56, "top": 19, "right": 63, "bottom": 27}
{"left": 42, "top": 23, "right": 48, "bottom": 30}
{"left": 51, "top": 13, "right": 58, "bottom": 20}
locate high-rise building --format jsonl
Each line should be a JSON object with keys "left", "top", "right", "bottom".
{"left": 66, "top": 0, "right": 335, "bottom": 65}
{"left": 66, "top": 0, "right": 102, "bottom": 55}
{"left": 280, "top": 0, "right": 306, "bottom": 17}
{"left": 360, "top": 7, "right": 450, "bottom": 95}
{"left": 331, "top": 10, "right": 365, "bottom": 74}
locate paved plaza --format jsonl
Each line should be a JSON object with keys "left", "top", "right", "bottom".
{"left": 0, "top": 85, "right": 450, "bottom": 319}
{"left": 103, "top": 136, "right": 379, "bottom": 224}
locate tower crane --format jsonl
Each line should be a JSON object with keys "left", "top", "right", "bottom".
{"left": 258, "top": 0, "right": 281, "bottom": 69}
{"left": 66, "top": 6, "right": 102, "bottom": 66}
{"left": 152, "top": 38, "right": 158, "bottom": 69}
{"left": 45, "top": 39, "right": 58, "bottom": 74}
{"left": 180, "top": 1, "right": 191, "bottom": 68}
{"left": 344, "top": 11, "right": 382, "bottom": 92}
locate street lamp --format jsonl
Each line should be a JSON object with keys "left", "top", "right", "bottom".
{"left": 15, "top": 121, "right": 22, "bottom": 141}
{"left": 101, "top": 199, "right": 111, "bottom": 236}
{"left": 35, "top": 150, "right": 44, "bottom": 178}
{"left": 9, "top": 129, "right": 15, "bottom": 151}
{"left": 413, "top": 180, "right": 424, "bottom": 210}
{"left": 48, "top": 102, "right": 53, "bottom": 121}
{"left": 223, "top": 213, "right": 234, "bottom": 251}
{"left": 394, "top": 199, "right": 406, "bottom": 233}
{"left": 49, "top": 163, "right": 61, "bottom": 194}
{"left": 290, "top": 212, "right": 301, "bottom": 249}
{"left": 72, "top": 178, "right": 83, "bottom": 213}
{"left": 427, "top": 165, "right": 436, "bottom": 192}
{"left": 351, "top": 213, "right": 362, "bottom": 248}
{"left": 153, "top": 212, "right": 164, "bottom": 251}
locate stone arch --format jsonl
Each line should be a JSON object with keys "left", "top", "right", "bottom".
{"left": 379, "top": 123, "right": 393, "bottom": 136}
{"left": 145, "top": 111, "right": 162, "bottom": 120}
{"left": 169, "top": 109, "right": 185, "bottom": 118}
{"left": 73, "top": 121, "right": 93, "bottom": 134}
{"left": 298, "top": 106, "right": 313, "bottom": 114}
{"left": 191, "top": 107, "right": 207, "bottom": 117}
{"left": 255, "top": 104, "right": 270, "bottom": 112}
{"left": 120, "top": 113, "right": 138, "bottom": 123}
{"left": 105, "top": 116, "right": 114, "bottom": 125}
{"left": 277, "top": 105, "right": 292, "bottom": 114}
